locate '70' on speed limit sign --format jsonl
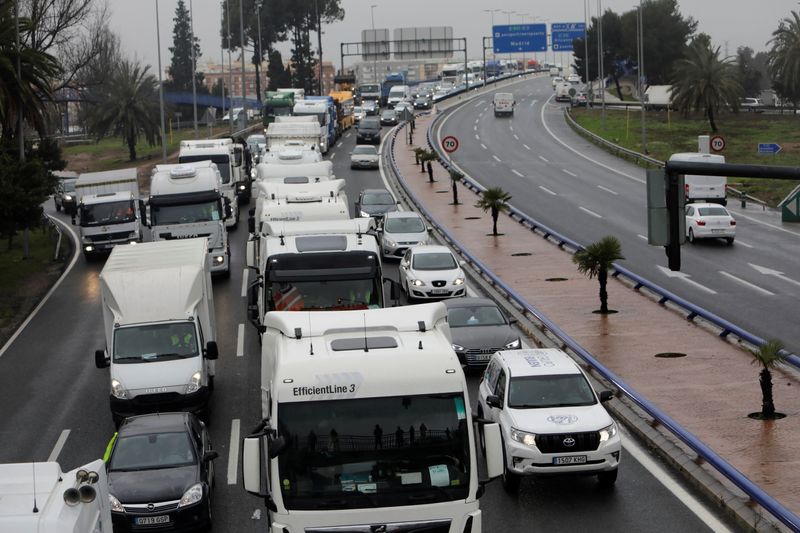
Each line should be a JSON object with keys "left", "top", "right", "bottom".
{"left": 442, "top": 135, "right": 459, "bottom": 153}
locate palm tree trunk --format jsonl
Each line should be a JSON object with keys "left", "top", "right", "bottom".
{"left": 760, "top": 368, "right": 775, "bottom": 418}
{"left": 452, "top": 181, "right": 459, "bottom": 205}
{"left": 491, "top": 207, "right": 498, "bottom": 235}
{"left": 707, "top": 106, "right": 718, "bottom": 133}
{"left": 598, "top": 267, "right": 609, "bottom": 313}
{"left": 127, "top": 134, "right": 137, "bottom": 161}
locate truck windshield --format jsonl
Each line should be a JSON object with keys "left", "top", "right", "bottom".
{"left": 151, "top": 200, "right": 221, "bottom": 225}
{"left": 269, "top": 278, "right": 381, "bottom": 311}
{"left": 360, "top": 85, "right": 380, "bottom": 93}
{"left": 113, "top": 322, "right": 199, "bottom": 363}
{"left": 277, "top": 393, "right": 470, "bottom": 510}
{"left": 295, "top": 111, "right": 327, "bottom": 126}
{"left": 178, "top": 155, "right": 231, "bottom": 184}
{"left": 80, "top": 200, "right": 136, "bottom": 226}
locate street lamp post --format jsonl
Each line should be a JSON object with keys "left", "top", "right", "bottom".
{"left": 637, "top": 2, "right": 647, "bottom": 153}
{"left": 597, "top": 0, "right": 605, "bottom": 124}
{"left": 370, "top": 5, "right": 377, "bottom": 84}
{"left": 239, "top": 0, "right": 247, "bottom": 131}
{"left": 14, "top": 1, "right": 23, "bottom": 160}
{"left": 256, "top": 1, "right": 263, "bottom": 103}
{"left": 226, "top": 0, "right": 233, "bottom": 134}
{"left": 190, "top": 0, "right": 198, "bottom": 136}
{"left": 155, "top": 0, "right": 167, "bottom": 162}
{"left": 583, "top": 0, "right": 589, "bottom": 85}
{"left": 519, "top": 13, "right": 529, "bottom": 71}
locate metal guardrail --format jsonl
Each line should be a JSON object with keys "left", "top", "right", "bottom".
{"left": 392, "top": 104, "right": 800, "bottom": 530}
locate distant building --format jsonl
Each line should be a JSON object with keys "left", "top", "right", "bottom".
{"left": 201, "top": 59, "right": 266, "bottom": 100}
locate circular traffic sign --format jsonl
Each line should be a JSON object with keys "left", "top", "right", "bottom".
{"left": 442, "top": 135, "right": 459, "bottom": 154}
{"left": 710, "top": 135, "right": 726, "bottom": 152}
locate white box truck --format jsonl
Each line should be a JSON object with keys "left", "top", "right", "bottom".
{"left": 72, "top": 168, "right": 143, "bottom": 259}
{"left": 248, "top": 178, "right": 349, "bottom": 236}
{"left": 266, "top": 118, "right": 325, "bottom": 154}
{"left": 147, "top": 162, "right": 232, "bottom": 276}
{"left": 255, "top": 159, "right": 332, "bottom": 183}
{"left": 242, "top": 303, "right": 504, "bottom": 532}
{"left": 94, "top": 238, "right": 219, "bottom": 427}
{"left": 668, "top": 152, "right": 728, "bottom": 205}
{"left": 291, "top": 100, "right": 332, "bottom": 153}
{"left": 179, "top": 138, "right": 247, "bottom": 219}
{"left": 0, "top": 459, "right": 112, "bottom": 533}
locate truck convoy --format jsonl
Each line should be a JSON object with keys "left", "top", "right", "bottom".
{"left": 94, "top": 238, "right": 219, "bottom": 427}
{"left": 147, "top": 161, "right": 232, "bottom": 276}
{"left": 178, "top": 138, "right": 247, "bottom": 218}
{"left": 0, "top": 459, "right": 112, "bottom": 532}
{"left": 242, "top": 303, "right": 504, "bottom": 532}
{"left": 72, "top": 168, "right": 143, "bottom": 259}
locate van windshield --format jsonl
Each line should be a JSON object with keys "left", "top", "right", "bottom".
{"left": 277, "top": 393, "right": 470, "bottom": 510}
{"left": 113, "top": 322, "right": 199, "bottom": 363}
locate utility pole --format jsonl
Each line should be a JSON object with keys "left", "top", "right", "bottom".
{"left": 14, "top": 0, "right": 24, "bottom": 160}
{"left": 190, "top": 0, "right": 198, "bottom": 136}
{"left": 638, "top": 2, "right": 647, "bottom": 153}
{"left": 583, "top": 0, "right": 589, "bottom": 86}
{"left": 156, "top": 0, "right": 167, "bottom": 162}
{"left": 256, "top": 0, "right": 263, "bottom": 103}
{"left": 226, "top": 0, "right": 233, "bottom": 134}
{"left": 598, "top": 0, "right": 605, "bottom": 126}
{"left": 239, "top": 0, "right": 247, "bottom": 131}
{"left": 315, "top": 0, "right": 323, "bottom": 95}
{"left": 370, "top": 5, "right": 377, "bottom": 84}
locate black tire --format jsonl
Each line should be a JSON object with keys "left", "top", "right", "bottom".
{"left": 688, "top": 229, "right": 695, "bottom": 244}
{"left": 725, "top": 237, "right": 734, "bottom": 245}
{"left": 597, "top": 468, "right": 618, "bottom": 487}
{"left": 208, "top": 375, "right": 215, "bottom": 392}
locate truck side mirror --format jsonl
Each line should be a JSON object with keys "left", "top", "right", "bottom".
{"left": 205, "top": 341, "right": 219, "bottom": 360}
{"left": 486, "top": 395, "right": 502, "bottom": 409}
{"left": 95, "top": 349, "right": 109, "bottom": 369}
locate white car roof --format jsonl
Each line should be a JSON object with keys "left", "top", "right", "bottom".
{"left": 384, "top": 211, "right": 422, "bottom": 220}
{"left": 495, "top": 349, "right": 582, "bottom": 378}
{"left": 410, "top": 244, "right": 452, "bottom": 255}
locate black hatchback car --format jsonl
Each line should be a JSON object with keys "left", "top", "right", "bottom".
{"left": 106, "top": 412, "right": 218, "bottom": 532}
{"left": 356, "top": 117, "right": 382, "bottom": 144}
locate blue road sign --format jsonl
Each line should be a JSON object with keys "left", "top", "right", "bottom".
{"left": 758, "top": 143, "right": 782, "bottom": 154}
{"left": 551, "top": 22, "right": 586, "bottom": 52}
{"left": 493, "top": 24, "right": 547, "bottom": 53}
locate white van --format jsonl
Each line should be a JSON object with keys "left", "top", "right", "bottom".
{"left": 668, "top": 153, "right": 727, "bottom": 205}
{"left": 387, "top": 85, "right": 411, "bottom": 108}
{"left": 493, "top": 92, "right": 515, "bottom": 116}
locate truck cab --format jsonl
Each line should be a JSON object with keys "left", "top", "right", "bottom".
{"left": 179, "top": 138, "right": 247, "bottom": 219}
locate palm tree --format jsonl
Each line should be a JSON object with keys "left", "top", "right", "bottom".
{"left": 0, "top": 2, "right": 62, "bottom": 140}
{"left": 751, "top": 340, "right": 788, "bottom": 419}
{"left": 572, "top": 236, "right": 624, "bottom": 314}
{"left": 449, "top": 169, "right": 463, "bottom": 205}
{"left": 84, "top": 59, "right": 162, "bottom": 161}
{"left": 670, "top": 37, "right": 743, "bottom": 132}
{"left": 475, "top": 187, "right": 512, "bottom": 236}
{"left": 768, "top": 11, "right": 800, "bottom": 106}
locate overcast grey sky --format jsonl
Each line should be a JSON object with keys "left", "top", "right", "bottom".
{"left": 108, "top": 1, "right": 799, "bottom": 74}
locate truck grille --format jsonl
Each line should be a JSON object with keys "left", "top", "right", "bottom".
{"left": 536, "top": 431, "right": 600, "bottom": 453}
{"left": 87, "top": 230, "right": 135, "bottom": 242}
{"left": 306, "top": 519, "right": 451, "bottom": 532}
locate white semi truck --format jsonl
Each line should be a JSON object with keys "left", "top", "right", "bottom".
{"left": 242, "top": 303, "right": 504, "bottom": 532}
{"left": 94, "top": 238, "right": 219, "bottom": 427}
{"left": 179, "top": 138, "right": 247, "bottom": 219}
{"left": 0, "top": 459, "right": 112, "bottom": 532}
{"left": 291, "top": 100, "right": 332, "bottom": 153}
{"left": 72, "top": 168, "right": 142, "bottom": 259}
{"left": 147, "top": 161, "right": 231, "bottom": 276}
{"left": 265, "top": 118, "right": 325, "bottom": 154}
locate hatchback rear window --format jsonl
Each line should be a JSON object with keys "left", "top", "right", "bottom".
{"left": 697, "top": 207, "right": 729, "bottom": 216}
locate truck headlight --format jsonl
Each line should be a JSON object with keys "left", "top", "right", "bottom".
{"left": 178, "top": 483, "right": 204, "bottom": 508}
{"left": 599, "top": 422, "right": 617, "bottom": 443}
{"left": 504, "top": 338, "right": 521, "bottom": 349}
{"left": 213, "top": 255, "right": 225, "bottom": 265}
{"left": 510, "top": 427, "right": 537, "bottom": 447}
{"left": 63, "top": 194, "right": 73, "bottom": 201}
{"left": 451, "top": 343, "right": 465, "bottom": 352}
{"left": 110, "top": 379, "right": 127, "bottom": 399}
{"left": 453, "top": 278, "right": 464, "bottom": 286}
{"left": 411, "top": 279, "right": 425, "bottom": 287}
{"left": 238, "top": 184, "right": 246, "bottom": 191}
{"left": 109, "top": 493, "right": 125, "bottom": 513}
{"left": 185, "top": 371, "right": 202, "bottom": 394}
{"left": 359, "top": 210, "right": 370, "bottom": 218}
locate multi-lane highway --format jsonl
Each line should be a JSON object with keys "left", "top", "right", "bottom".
{"left": 0, "top": 117, "right": 739, "bottom": 531}
{"left": 436, "top": 76, "right": 800, "bottom": 354}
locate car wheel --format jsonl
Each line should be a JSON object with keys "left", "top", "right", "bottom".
{"left": 208, "top": 375, "right": 215, "bottom": 392}
{"left": 597, "top": 468, "right": 618, "bottom": 487}
{"left": 501, "top": 444, "right": 521, "bottom": 494}
{"left": 688, "top": 228, "right": 695, "bottom": 244}
{"left": 203, "top": 493, "right": 213, "bottom": 531}
{"left": 725, "top": 237, "right": 734, "bottom": 245}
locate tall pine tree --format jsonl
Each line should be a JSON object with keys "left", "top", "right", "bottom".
{"left": 167, "top": 0, "right": 205, "bottom": 93}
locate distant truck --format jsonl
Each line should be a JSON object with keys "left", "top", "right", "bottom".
{"left": 0, "top": 459, "right": 112, "bottom": 533}
{"left": 147, "top": 161, "right": 232, "bottom": 276}
{"left": 357, "top": 82, "right": 382, "bottom": 105}
{"left": 73, "top": 168, "right": 143, "bottom": 259}
{"left": 329, "top": 90, "right": 356, "bottom": 134}
{"left": 668, "top": 152, "right": 728, "bottom": 205}
{"left": 303, "top": 95, "right": 339, "bottom": 145}
{"left": 492, "top": 92, "right": 515, "bottom": 116}
{"left": 94, "top": 238, "right": 219, "bottom": 427}
{"left": 262, "top": 90, "right": 295, "bottom": 129}
{"left": 241, "top": 303, "right": 504, "bottom": 531}
{"left": 643, "top": 85, "right": 673, "bottom": 110}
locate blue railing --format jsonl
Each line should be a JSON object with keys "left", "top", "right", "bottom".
{"left": 387, "top": 117, "right": 800, "bottom": 530}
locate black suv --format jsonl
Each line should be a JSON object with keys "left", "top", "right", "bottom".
{"left": 357, "top": 117, "right": 382, "bottom": 145}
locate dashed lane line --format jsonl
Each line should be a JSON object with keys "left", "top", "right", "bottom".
{"left": 47, "top": 429, "right": 71, "bottom": 462}
{"left": 336, "top": 142, "right": 343, "bottom": 148}
{"left": 539, "top": 186, "right": 557, "bottom": 196}
{"left": 719, "top": 271, "right": 775, "bottom": 296}
{"left": 735, "top": 240, "right": 753, "bottom": 248}
{"left": 236, "top": 323, "right": 245, "bottom": 357}
{"left": 523, "top": 144, "right": 531, "bottom": 150}
{"left": 481, "top": 143, "right": 488, "bottom": 150}
{"left": 598, "top": 185, "right": 618, "bottom": 195}
{"left": 562, "top": 169, "right": 577, "bottom": 177}
{"left": 475, "top": 134, "right": 480, "bottom": 140}
{"left": 538, "top": 155, "right": 549, "bottom": 163}
{"left": 637, "top": 234, "right": 648, "bottom": 241}
{"left": 512, "top": 169, "right": 524, "bottom": 177}
{"left": 579, "top": 206, "right": 603, "bottom": 218}
{"left": 330, "top": 152, "right": 336, "bottom": 159}
{"left": 240, "top": 268, "right": 249, "bottom": 298}
{"left": 513, "top": 134, "right": 519, "bottom": 140}
{"left": 492, "top": 155, "right": 502, "bottom": 162}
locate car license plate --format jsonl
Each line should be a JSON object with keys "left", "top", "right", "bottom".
{"left": 711, "top": 229, "right": 725, "bottom": 233}
{"left": 553, "top": 455, "right": 587, "bottom": 465}
{"left": 430, "top": 289, "right": 449, "bottom": 295}
{"left": 135, "top": 515, "right": 170, "bottom": 525}
{"left": 475, "top": 353, "right": 492, "bottom": 361}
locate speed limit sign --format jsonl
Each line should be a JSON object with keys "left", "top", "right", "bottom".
{"left": 710, "top": 135, "right": 726, "bottom": 152}
{"left": 442, "top": 135, "right": 460, "bottom": 154}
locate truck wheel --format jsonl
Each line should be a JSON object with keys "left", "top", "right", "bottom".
{"left": 597, "top": 468, "right": 618, "bottom": 487}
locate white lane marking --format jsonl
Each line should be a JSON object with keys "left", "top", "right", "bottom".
{"left": 475, "top": 134, "right": 480, "bottom": 140}
{"left": 330, "top": 151, "right": 336, "bottom": 159}
{"left": 473, "top": 125, "right": 477, "bottom": 131}
{"left": 474, "top": 99, "right": 485, "bottom": 107}
{"left": 512, "top": 169, "right": 524, "bottom": 177}
{"left": 523, "top": 144, "right": 531, "bottom": 150}
{"left": 227, "top": 419, "right": 241, "bottom": 485}
{"left": 337, "top": 141, "right": 343, "bottom": 148}
{"left": 492, "top": 155, "right": 502, "bottom": 162}
{"left": 47, "top": 429, "right": 71, "bottom": 462}
{"left": 539, "top": 186, "right": 557, "bottom": 196}
{"left": 734, "top": 240, "right": 753, "bottom": 248}
{"left": 475, "top": 118, "right": 479, "bottom": 124}
{"left": 240, "top": 268, "right": 249, "bottom": 298}
{"left": 0, "top": 216, "right": 80, "bottom": 359}
{"left": 620, "top": 426, "right": 735, "bottom": 533}
{"left": 598, "top": 185, "right": 619, "bottom": 195}
{"left": 734, "top": 211, "right": 800, "bottom": 238}
{"left": 530, "top": 99, "right": 538, "bottom": 107}
{"left": 481, "top": 143, "right": 488, "bottom": 150}
{"left": 513, "top": 134, "right": 519, "bottom": 140}
{"left": 657, "top": 265, "right": 717, "bottom": 294}
{"left": 562, "top": 169, "right": 577, "bottom": 177}
{"left": 579, "top": 206, "right": 602, "bottom": 218}
{"left": 539, "top": 94, "right": 645, "bottom": 184}
{"left": 345, "top": 132, "right": 351, "bottom": 138}
{"left": 719, "top": 271, "right": 775, "bottom": 296}
{"left": 236, "top": 323, "right": 245, "bottom": 357}
{"left": 538, "top": 155, "right": 549, "bottom": 163}
{"left": 509, "top": 125, "right": 514, "bottom": 131}
{"left": 637, "top": 234, "right": 648, "bottom": 241}
{"left": 748, "top": 263, "right": 800, "bottom": 288}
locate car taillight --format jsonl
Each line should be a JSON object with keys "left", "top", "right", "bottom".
{"left": 685, "top": 184, "right": 690, "bottom": 193}
{"left": 696, "top": 220, "right": 706, "bottom": 226}
{"left": 730, "top": 220, "right": 736, "bottom": 226}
